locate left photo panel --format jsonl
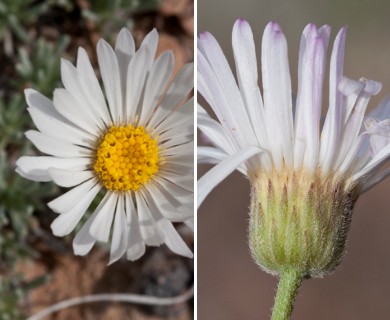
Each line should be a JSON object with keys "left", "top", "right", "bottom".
{"left": 1, "top": 1, "right": 194, "bottom": 319}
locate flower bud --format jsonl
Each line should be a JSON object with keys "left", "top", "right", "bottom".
{"left": 249, "top": 169, "right": 360, "bottom": 278}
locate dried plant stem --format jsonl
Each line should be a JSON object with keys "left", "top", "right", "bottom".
{"left": 271, "top": 270, "right": 302, "bottom": 320}
{"left": 27, "top": 285, "right": 194, "bottom": 320}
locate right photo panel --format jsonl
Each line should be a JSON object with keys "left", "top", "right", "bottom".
{"left": 197, "top": 0, "right": 390, "bottom": 319}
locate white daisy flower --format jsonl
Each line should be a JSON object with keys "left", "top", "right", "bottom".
{"left": 16, "top": 28, "right": 194, "bottom": 265}
{"left": 198, "top": 19, "right": 390, "bottom": 278}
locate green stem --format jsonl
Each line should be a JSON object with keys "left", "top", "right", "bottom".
{"left": 271, "top": 269, "right": 303, "bottom": 320}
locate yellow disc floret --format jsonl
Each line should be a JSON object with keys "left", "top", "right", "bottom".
{"left": 93, "top": 125, "right": 159, "bottom": 191}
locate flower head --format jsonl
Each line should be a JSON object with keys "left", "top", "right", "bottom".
{"left": 198, "top": 20, "right": 390, "bottom": 276}
{"left": 16, "top": 28, "right": 194, "bottom": 264}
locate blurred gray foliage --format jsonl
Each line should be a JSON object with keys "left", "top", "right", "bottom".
{"left": 16, "top": 35, "right": 70, "bottom": 95}
{"left": 0, "top": 35, "right": 65, "bottom": 320}
{"left": 84, "top": 0, "right": 159, "bottom": 22}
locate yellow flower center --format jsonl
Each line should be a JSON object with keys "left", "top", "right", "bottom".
{"left": 93, "top": 125, "right": 159, "bottom": 191}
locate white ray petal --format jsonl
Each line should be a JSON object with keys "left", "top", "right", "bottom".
{"left": 335, "top": 79, "right": 382, "bottom": 168}
{"left": 16, "top": 156, "right": 90, "bottom": 182}
{"left": 198, "top": 33, "right": 257, "bottom": 149}
{"left": 232, "top": 19, "right": 268, "bottom": 149}
{"left": 320, "top": 27, "right": 347, "bottom": 172}
{"left": 338, "top": 133, "right": 368, "bottom": 175}
{"left": 143, "top": 189, "right": 193, "bottom": 258}
{"left": 135, "top": 191, "right": 164, "bottom": 246}
{"left": 158, "top": 170, "right": 193, "bottom": 192}
{"left": 157, "top": 219, "right": 193, "bottom": 258}
{"left": 15, "top": 167, "right": 50, "bottom": 182}
{"left": 162, "top": 162, "right": 193, "bottom": 176}
{"left": 197, "top": 65, "right": 216, "bottom": 107}
{"left": 157, "top": 122, "right": 193, "bottom": 142}
{"left": 61, "top": 59, "right": 104, "bottom": 129}
{"left": 97, "top": 39, "right": 122, "bottom": 123}
{"left": 166, "top": 150, "right": 194, "bottom": 167}
{"left": 51, "top": 183, "right": 101, "bottom": 236}
{"left": 159, "top": 135, "right": 193, "bottom": 149}
{"left": 144, "top": 182, "right": 193, "bottom": 221}
{"left": 109, "top": 195, "right": 128, "bottom": 265}
{"left": 89, "top": 192, "right": 118, "bottom": 242}
{"left": 366, "top": 119, "right": 390, "bottom": 155}
{"left": 140, "top": 51, "right": 174, "bottom": 125}
{"left": 197, "top": 105, "right": 236, "bottom": 151}
{"left": 198, "top": 146, "right": 229, "bottom": 164}
{"left": 294, "top": 24, "right": 327, "bottom": 171}
{"left": 338, "top": 76, "right": 365, "bottom": 124}
{"left": 27, "top": 107, "right": 93, "bottom": 147}
{"left": 148, "top": 63, "right": 194, "bottom": 128}
{"left": 25, "top": 88, "right": 58, "bottom": 117}
{"left": 140, "top": 28, "right": 158, "bottom": 69}
{"left": 153, "top": 176, "right": 192, "bottom": 200}
{"left": 115, "top": 29, "right": 135, "bottom": 120}
{"left": 198, "top": 146, "right": 263, "bottom": 207}
{"left": 154, "top": 98, "right": 194, "bottom": 134}
{"left": 125, "top": 45, "right": 150, "bottom": 120}
{"left": 163, "top": 153, "right": 193, "bottom": 167}
{"left": 53, "top": 89, "right": 97, "bottom": 135}
{"left": 160, "top": 141, "right": 193, "bottom": 157}
{"left": 318, "top": 24, "right": 331, "bottom": 48}
{"left": 115, "top": 28, "right": 135, "bottom": 60}
{"left": 25, "top": 130, "right": 91, "bottom": 158}
{"left": 352, "top": 142, "right": 390, "bottom": 183}
{"left": 25, "top": 89, "right": 94, "bottom": 146}
{"left": 48, "top": 178, "right": 96, "bottom": 213}
{"left": 73, "top": 191, "right": 112, "bottom": 255}
{"left": 125, "top": 195, "right": 146, "bottom": 261}
{"left": 73, "top": 210, "right": 98, "bottom": 256}
{"left": 76, "top": 48, "right": 112, "bottom": 125}
{"left": 48, "top": 168, "right": 94, "bottom": 188}
{"left": 197, "top": 60, "right": 240, "bottom": 148}
{"left": 262, "top": 22, "right": 293, "bottom": 169}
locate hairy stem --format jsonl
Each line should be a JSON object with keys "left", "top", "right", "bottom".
{"left": 271, "top": 269, "right": 302, "bottom": 320}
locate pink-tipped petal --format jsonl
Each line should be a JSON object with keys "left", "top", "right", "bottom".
{"left": 262, "top": 22, "right": 294, "bottom": 169}
{"left": 320, "top": 27, "right": 347, "bottom": 172}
